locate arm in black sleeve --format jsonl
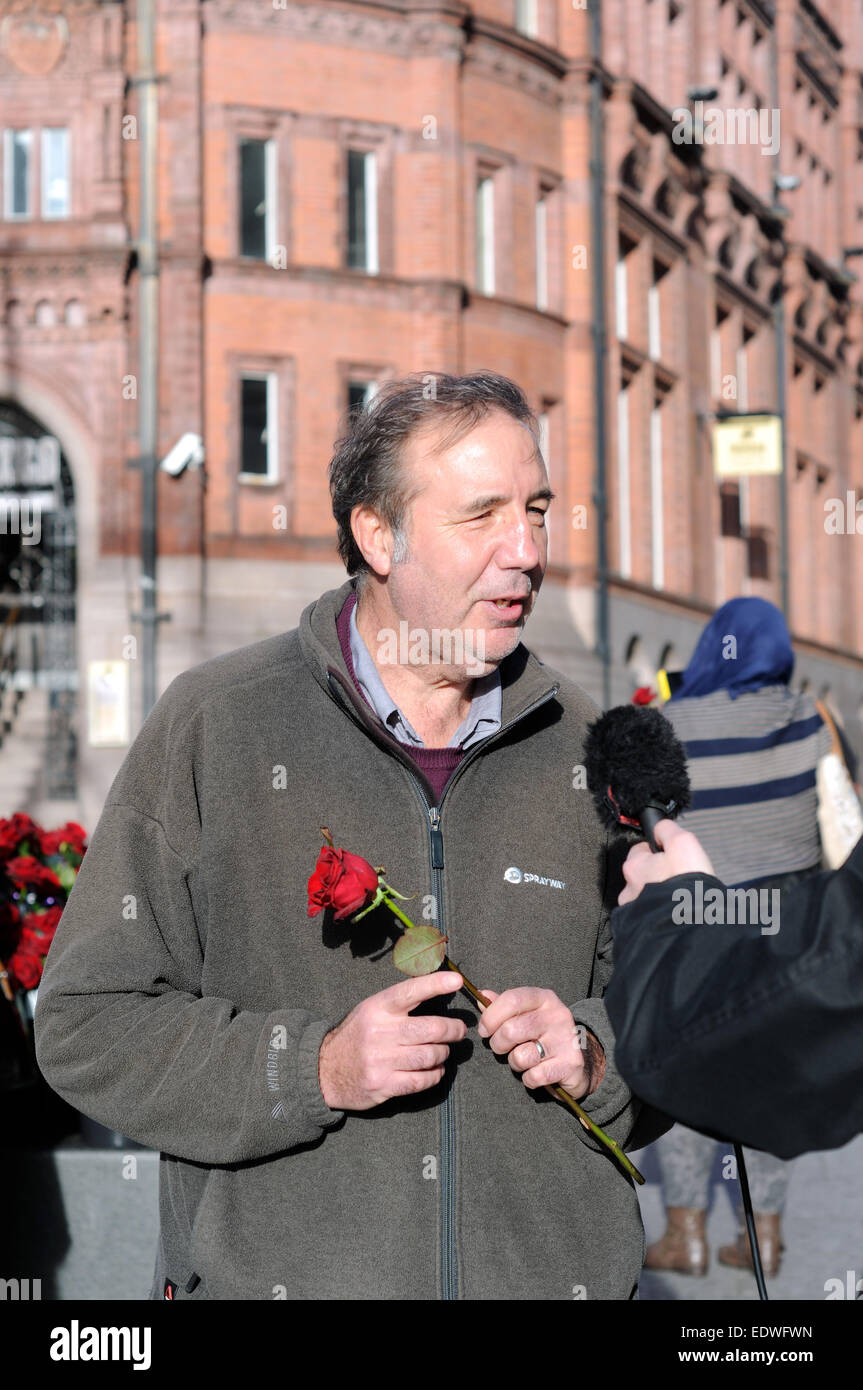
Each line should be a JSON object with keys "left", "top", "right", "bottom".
{"left": 604, "top": 835, "right": 863, "bottom": 1159}
{"left": 567, "top": 832, "right": 674, "bottom": 1156}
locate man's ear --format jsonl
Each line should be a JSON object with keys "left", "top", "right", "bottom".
{"left": 351, "top": 504, "right": 393, "bottom": 580}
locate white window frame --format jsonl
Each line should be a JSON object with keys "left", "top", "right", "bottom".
{"left": 515, "top": 0, "right": 539, "bottom": 39}
{"left": 650, "top": 405, "right": 664, "bottom": 590}
{"left": 4, "top": 128, "right": 33, "bottom": 219}
{"left": 363, "top": 150, "right": 379, "bottom": 274}
{"left": 617, "top": 388, "right": 631, "bottom": 577}
{"left": 239, "top": 136, "right": 275, "bottom": 261}
{"left": 476, "top": 175, "right": 495, "bottom": 294}
{"left": 535, "top": 195, "right": 548, "bottom": 310}
{"left": 264, "top": 137, "right": 277, "bottom": 263}
{"left": 41, "top": 127, "right": 69, "bottom": 219}
{"left": 615, "top": 255, "right": 628, "bottom": 340}
{"left": 238, "top": 371, "right": 279, "bottom": 483}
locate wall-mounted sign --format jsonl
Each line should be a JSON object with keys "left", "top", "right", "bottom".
{"left": 87, "top": 660, "right": 130, "bottom": 747}
{"left": 712, "top": 414, "right": 783, "bottom": 477}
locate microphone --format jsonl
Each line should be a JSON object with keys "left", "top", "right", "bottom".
{"left": 583, "top": 704, "right": 691, "bottom": 851}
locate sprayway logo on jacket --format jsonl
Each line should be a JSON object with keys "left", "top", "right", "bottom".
{"left": 504, "top": 865, "right": 565, "bottom": 889}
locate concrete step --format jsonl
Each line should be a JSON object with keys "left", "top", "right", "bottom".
{"left": 0, "top": 686, "right": 51, "bottom": 820}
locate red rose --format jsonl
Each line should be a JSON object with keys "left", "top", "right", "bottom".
{"left": 19, "top": 905, "right": 63, "bottom": 941}
{"left": 40, "top": 822, "right": 87, "bottom": 857}
{"left": 8, "top": 941, "right": 43, "bottom": 990}
{"left": 5, "top": 856, "right": 62, "bottom": 891}
{"left": 307, "top": 846, "right": 379, "bottom": 921}
{"left": 0, "top": 813, "right": 42, "bottom": 861}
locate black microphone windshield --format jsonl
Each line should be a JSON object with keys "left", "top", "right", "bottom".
{"left": 584, "top": 704, "right": 691, "bottom": 843}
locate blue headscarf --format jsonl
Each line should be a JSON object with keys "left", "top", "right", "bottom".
{"left": 670, "top": 597, "right": 794, "bottom": 702}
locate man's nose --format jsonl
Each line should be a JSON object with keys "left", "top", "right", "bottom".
{"left": 494, "top": 512, "right": 544, "bottom": 570}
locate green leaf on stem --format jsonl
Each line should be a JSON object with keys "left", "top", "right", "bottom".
{"left": 392, "top": 924, "right": 448, "bottom": 977}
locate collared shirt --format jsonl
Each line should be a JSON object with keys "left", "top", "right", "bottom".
{"left": 348, "top": 600, "right": 502, "bottom": 749}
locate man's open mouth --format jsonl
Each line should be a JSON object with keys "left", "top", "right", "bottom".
{"left": 485, "top": 597, "right": 527, "bottom": 616}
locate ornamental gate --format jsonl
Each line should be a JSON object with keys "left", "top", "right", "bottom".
{"left": 0, "top": 402, "right": 78, "bottom": 799}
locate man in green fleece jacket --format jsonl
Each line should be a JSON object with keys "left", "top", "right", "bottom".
{"left": 35, "top": 370, "right": 670, "bottom": 1300}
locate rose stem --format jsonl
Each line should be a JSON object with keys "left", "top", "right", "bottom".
{"left": 378, "top": 889, "right": 644, "bottom": 1185}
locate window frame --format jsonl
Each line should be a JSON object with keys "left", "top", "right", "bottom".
{"left": 238, "top": 370, "right": 279, "bottom": 483}
{"left": 238, "top": 134, "right": 276, "bottom": 262}
{"left": 4, "top": 128, "right": 33, "bottom": 220}
{"left": 41, "top": 127, "right": 70, "bottom": 220}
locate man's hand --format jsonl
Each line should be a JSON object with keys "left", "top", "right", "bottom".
{"left": 474, "top": 986, "right": 604, "bottom": 1099}
{"left": 618, "top": 818, "right": 717, "bottom": 905}
{"left": 317, "top": 970, "right": 466, "bottom": 1111}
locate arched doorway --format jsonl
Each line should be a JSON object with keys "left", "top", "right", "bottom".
{"left": 0, "top": 401, "right": 77, "bottom": 798}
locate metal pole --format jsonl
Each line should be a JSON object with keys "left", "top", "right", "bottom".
{"left": 137, "top": 0, "right": 159, "bottom": 718}
{"left": 770, "top": 18, "right": 790, "bottom": 619}
{"left": 589, "top": 0, "right": 611, "bottom": 710}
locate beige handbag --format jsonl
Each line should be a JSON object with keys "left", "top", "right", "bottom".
{"left": 815, "top": 699, "right": 863, "bottom": 869}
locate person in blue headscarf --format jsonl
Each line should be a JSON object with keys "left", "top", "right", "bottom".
{"left": 641, "top": 596, "right": 834, "bottom": 1285}
{"left": 671, "top": 596, "right": 794, "bottom": 700}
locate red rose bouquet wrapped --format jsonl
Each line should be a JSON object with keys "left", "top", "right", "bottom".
{"left": 0, "top": 816, "right": 88, "bottom": 1003}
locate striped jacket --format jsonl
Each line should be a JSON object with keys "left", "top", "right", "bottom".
{"left": 661, "top": 684, "right": 832, "bottom": 888}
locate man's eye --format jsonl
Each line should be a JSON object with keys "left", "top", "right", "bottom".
{"left": 467, "top": 508, "right": 547, "bottom": 522}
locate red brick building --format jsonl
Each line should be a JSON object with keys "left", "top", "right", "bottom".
{"left": 0, "top": 0, "right": 861, "bottom": 824}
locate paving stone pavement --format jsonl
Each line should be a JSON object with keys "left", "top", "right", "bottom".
{"left": 631, "top": 1132, "right": 863, "bottom": 1302}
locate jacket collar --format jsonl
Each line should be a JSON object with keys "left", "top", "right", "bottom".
{"left": 298, "top": 577, "right": 560, "bottom": 747}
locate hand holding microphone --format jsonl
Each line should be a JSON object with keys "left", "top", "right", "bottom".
{"left": 617, "top": 819, "right": 717, "bottom": 905}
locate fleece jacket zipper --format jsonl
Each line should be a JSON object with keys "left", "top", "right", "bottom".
{"left": 325, "top": 667, "right": 559, "bottom": 1300}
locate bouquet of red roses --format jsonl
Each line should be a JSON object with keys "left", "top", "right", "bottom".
{"left": 0, "top": 813, "right": 87, "bottom": 1001}
{"left": 308, "top": 827, "right": 644, "bottom": 1184}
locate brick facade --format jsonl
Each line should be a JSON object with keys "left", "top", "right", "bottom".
{"left": 0, "top": 0, "right": 861, "bottom": 822}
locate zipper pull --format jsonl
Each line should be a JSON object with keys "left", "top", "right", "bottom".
{"left": 428, "top": 806, "right": 444, "bottom": 869}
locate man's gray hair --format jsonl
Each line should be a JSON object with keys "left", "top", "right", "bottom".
{"left": 328, "top": 370, "right": 540, "bottom": 586}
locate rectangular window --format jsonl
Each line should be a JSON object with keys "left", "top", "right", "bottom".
{"left": 535, "top": 195, "right": 548, "bottom": 311}
{"left": 537, "top": 411, "right": 549, "bottom": 467}
{"left": 720, "top": 481, "right": 742, "bottom": 537}
{"left": 4, "top": 129, "right": 32, "bottom": 218}
{"left": 617, "top": 388, "right": 631, "bottom": 577}
{"left": 647, "top": 283, "right": 661, "bottom": 360}
{"left": 736, "top": 344, "right": 749, "bottom": 412}
{"left": 347, "top": 149, "right": 378, "bottom": 273}
{"left": 476, "top": 175, "right": 495, "bottom": 294}
{"left": 348, "top": 379, "right": 377, "bottom": 415}
{"left": 650, "top": 405, "right": 663, "bottom": 589}
{"left": 41, "top": 128, "right": 69, "bottom": 218}
{"left": 240, "top": 138, "right": 273, "bottom": 259}
{"left": 615, "top": 255, "right": 628, "bottom": 340}
{"left": 710, "top": 328, "right": 722, "bottom": 399}
{"left": 239, "top": 373, "right": 278, "bottom": 479}
{"left": 515, "top": 0, "right": 539, "bottom": 38}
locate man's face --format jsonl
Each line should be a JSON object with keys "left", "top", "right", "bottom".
{"left": 376, "top": 408, "right": 551, "bottom": 674}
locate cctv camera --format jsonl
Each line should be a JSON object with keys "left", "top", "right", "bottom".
{"left": 687, "top": 85, "right": 719, "bottom": 103}
{"left": 160, "top": 433, "right": 204, "bottom": 477}
{"left": 773, "top": 174, "right": 801, "bottom": 193}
